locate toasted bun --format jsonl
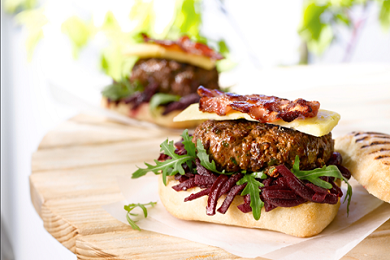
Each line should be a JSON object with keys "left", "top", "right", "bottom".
{"left": 335, "top": 131, "right": 390, "bottom": 203}
{"left": 101, "top": 97, "right": 204, "bottom": 129}
{"left": 159, "top": 176, "right": 341, "bottom": 238}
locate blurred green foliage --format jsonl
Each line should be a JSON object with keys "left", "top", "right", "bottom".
{"left": 14, "top": 8, "right": 48, "bottom": 61}
{"left": 299, "top": 0, "right": 390, "bottom": 58}
{"left": 7, "top": 0, "right": 232, "bottom": 81}
{"left": 3, "top": 0, "right": 37, "bottom": 13}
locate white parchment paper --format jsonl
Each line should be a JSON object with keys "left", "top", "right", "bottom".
{"left": 103, "top": 176, "right": 390, "bottom": 259}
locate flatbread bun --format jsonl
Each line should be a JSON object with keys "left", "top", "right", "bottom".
{"left": 159, "top": 176, "right": 341, "bottom": 238}
{"left": 335, "top": 131, "right": 390, "bottom": 203}
{"left": 101, "top": 97, "right": 204, "bottom": 129}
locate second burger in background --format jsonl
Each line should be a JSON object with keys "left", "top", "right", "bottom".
{"left": 101, "top": 34, "right": 224, "bottom": 128}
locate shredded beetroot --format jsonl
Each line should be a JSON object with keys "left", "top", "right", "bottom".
{"left": 194, "top": 174, "right": 217, "bottom": 188}
{"left": 267, "top": 197, "right": 307, "bottom": 208}
{"left": 195, "top": 159, "right": 214, "bottom": 177}
{"left": 172, "top": 178, "right": 196, "bottom": 191}
{"left": 262, "top": 178, "right": 273, "bottom": 187}
{"left": 327, "top": 152, "right": 342, "bottom": 166}
{"left": 237, "top": 195, "right": 252, "bottom": 213}
{"left": 184, "top": 187, "right": 211, "bottom": 202}
{"left": 322, "top": 193, "right": 339, "bottom": 204}
{"left": 262, "top": 190, "right": 298, "bottom": 200}
{"left": 219, "top": 173, "right": 243, "bottom": 196}
{"left": 217, "top": 184, "right": 246, "bottom": 214}
{"left": 312, "top": 192, "right": 327, "bottom": 203}
{"left": 276, "top": 165, "right": 316, "bottom": 201}
{"left": 261, "top": 185, "right": 290, "bottom": 191}
{"left": 330, "top": 180, "right": 343, "bottom": 197}
{"left": 263, "top": 197, "right": 277, "bottom": 212}
{"left": 305, "top": 182, "right": 329, "bottom": 194}
{"left": 337, "top": 164, "right": 352, "bottom": 180}
{"left": 164, "top": 140, "right": 347, "bottom": 218}
{"left": 163, "top": 93, "right": 200, "bottom": 115}
{"left": 175, "top": 174, "right": 188, "bottom": 183}
{"left": 206, "top": 175, "right": 229, "bottom": 215}
{"left": 123, "top": 82, "right": 158, "bottom": 110}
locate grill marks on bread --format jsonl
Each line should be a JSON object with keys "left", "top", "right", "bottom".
{"left": 353, "top": 132, "right": 390, "bottom": 164}
{"left": 335, "top": 131, "right": 390, "bottom": 203}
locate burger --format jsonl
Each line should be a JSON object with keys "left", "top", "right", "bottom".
{"left": 131, "top": 86, "right": 353, "bottom": 237}
{"left": 101, "top": 34, "right": 223, "bottom": 128}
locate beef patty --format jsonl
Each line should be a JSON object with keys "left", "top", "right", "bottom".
{"left": 192, "top": 120, "right": 334, "bottom": 175}
{"left": 130, "top": 58, "right": 219, "bottom": 97}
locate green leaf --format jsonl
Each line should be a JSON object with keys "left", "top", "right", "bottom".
{"left": 292, "top": 156, "right": 340, "bottom": 189}
{"left": 132, "top": 136, "right": 196, "bottom": 185}
{"left": 181, "top": 129, "right": 196, "bottom": 157}
{"left": 237, "top": 173, "right": 264, "bottom": 220}
{"left": 291, "top": 155, "right": 353, "bottom": 215}
{"left": 15, "top": 8, "right": 48, "bottom": 61}
{"left": 124, "top": 202, "right": 157, "bottom": 230}
{"left": 101, "top": 80, "right": 143, "bottom": 101}
{"left": 4, "top": 0, "right": 37, "bottom": 14}
{"left": 378, "top": 0, "right": 390, "bottom": 30}
{"left": 149, "top": 93, "right": 180, "bottom": 116}
{"left": 196, "top": 139, "right": 227, "bottom": 175}
{"left": 61, "top": 16, "right": 94, "bottom": 58}
{"left": 335, "top": 12, "right": 352, "bottom": 27}
{"left": 129, "top": 0, "right": 155, "bottom": 37}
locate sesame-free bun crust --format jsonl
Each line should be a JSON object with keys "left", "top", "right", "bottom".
{"left": 159, "top": 176, "right": 341, "bottom": 238}
{"left": 101, "top": 97, "right": 204, "bottom": 129}
{"left": 335, "top": 131, "right": 390, "bottom": 203}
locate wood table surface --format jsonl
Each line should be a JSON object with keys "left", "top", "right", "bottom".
{"left": 30, "top": 64, "right": 390, "bottom": 259}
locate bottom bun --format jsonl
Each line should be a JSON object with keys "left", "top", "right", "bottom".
{"left": 101, "top": 97, "right": 203, "bottom": 129}
{"left": 159, "top": 176, "right": 341, "bottom": 238}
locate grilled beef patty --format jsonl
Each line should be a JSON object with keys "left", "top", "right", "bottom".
{"left": 192, "top": 120, "right": 334, "bottom": 175}
{"left": 130, "top": 58, "right": 219, "bottom": 97}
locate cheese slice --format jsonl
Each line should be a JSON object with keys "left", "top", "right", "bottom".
{"left": 123, "top": 43, "right": 216, "bottom": 70}
{"left": 174, "top": 104, "right": 340, "bottom": 137}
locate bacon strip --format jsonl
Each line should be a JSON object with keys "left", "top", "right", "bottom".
{"left": 142, "top": 34, "right": 223, "bottom": 60}
{"left": 198, "top": 86, "right": 320, "bottom": 123}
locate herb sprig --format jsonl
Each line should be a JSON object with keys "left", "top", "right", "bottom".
{"left": 132, "top": 130, "right": 197, "bottom": 185}
{"left": 291, "top": 156, "right": 353, "bottom": 214}
{"left": 124, "top": 202, "right": 157, "bottom": 230}
{"left": 236, "top": 172, "right": 266, "bottom": 220}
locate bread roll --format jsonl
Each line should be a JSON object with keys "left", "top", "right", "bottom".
{"left": 335, "top": 131, "right": 390, "bottom": 203}
{"left": 159, "top": 176, "right": 341, "bottom": 238}
{"left": 101, "top": 97, "right": 204, "bottom": 129}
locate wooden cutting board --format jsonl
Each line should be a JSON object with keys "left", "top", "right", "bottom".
{"left": 30, "top": 64, "right": 390, "bottom": 259}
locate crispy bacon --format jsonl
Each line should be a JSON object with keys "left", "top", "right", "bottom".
{"left": 198, "top": 86, "right": 320, "bottom": 123}
{"left": 142, "top": 34, "right": 223, "bottom": 60}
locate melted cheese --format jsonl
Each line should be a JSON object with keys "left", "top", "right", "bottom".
{"left": 123, "top": 43, "right": 215, "bottom": 70}
{"left": 173, "top": 104, "right": 340, "bottom": 137}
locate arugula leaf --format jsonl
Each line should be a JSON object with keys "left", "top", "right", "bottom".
{"left": 181, "top": 129, "right": 196, "bottom": 157}
{"left": 132, "top": 138, "right": 196, "bottom": 185}
{"left": 101, "top": 80, "right": 143, "bottom": 101}
{"left": 196, "top": 139, "right": 227, "bottom": 175}
{"left": 149, "top": 93, "right": 180, "bottom": 116}
{"left": 291, "top": 155, "right": 353, "bottom": 215}
{"left": 124, "top": 202, "right": 157, "bottom": 231}
{"left": 237, "top": 173, "right": 264, "bottom": 220}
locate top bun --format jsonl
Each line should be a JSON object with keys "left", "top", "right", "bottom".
{"left": 335, "top": 131, "right": 390, "bottom": 203}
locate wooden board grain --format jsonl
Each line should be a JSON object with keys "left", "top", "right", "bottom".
{"left": 30, "top": 64, "right": 390, "bottom": 259}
